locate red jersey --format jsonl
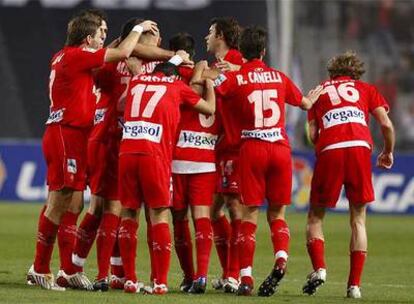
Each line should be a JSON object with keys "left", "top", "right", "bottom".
{"left": 308, "top": 76, "right": 389, "bottom": 154}
{"left": 213, "top": 49, "right": 244, "bottom": 152}
{"left": 46, "top": 46, "right": 106, "bottom": 128}
{"left": 215, "top": 59, "right": 303, "bottom": 148}
{"left": 120, "top": 72, "right": 202, "bottom": 162}
{"left": 89, "top": 61, "right": 133, "bottom": 142}
{"left": 173, "top": 67, "right": 220, "bottom": 173}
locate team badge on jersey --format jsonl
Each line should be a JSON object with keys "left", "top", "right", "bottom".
{"left": 67, "top": 159, "right": 77, "bottom": 174}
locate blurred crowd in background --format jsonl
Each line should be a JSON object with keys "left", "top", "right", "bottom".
{"left": 0, "top": 0, "right": 412, "bottom": 151}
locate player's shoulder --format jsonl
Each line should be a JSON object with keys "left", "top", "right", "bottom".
{"left": 225, "top": 49, "right": 243, "bottom": 65}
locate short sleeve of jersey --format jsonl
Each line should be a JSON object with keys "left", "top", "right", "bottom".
{"left": 283, "top": 73, "right": 303, "bottom": 106}
{"left": 95, "top": 63, "right": 116, "bottom": 92}
{"left": 307, "top": 106, "right": 316, "bottom": 122}
{"left": 214, "top": 72, "right": 236, "bottom": 97}
{"left": 369, "top": 85, "right": 390, "bottom": 113}
{"left": 179, "top": 81, "right": 202, "bottom": 106}
{"left": 178, "top": 67, "right": 193, "bottom": 84}
{"left": 72, "top": 48, "right": 106, "bottom": 72}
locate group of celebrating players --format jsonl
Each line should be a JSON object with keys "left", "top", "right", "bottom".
{"left": 26, "top": 8, "right": 395, "bottom": 299}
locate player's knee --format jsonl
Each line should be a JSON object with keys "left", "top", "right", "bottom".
{"left": 172, "top": 209, "right": 188, "bottom": 222}
{"left": 121, "top": 207, "right": 137, "bottom": 219}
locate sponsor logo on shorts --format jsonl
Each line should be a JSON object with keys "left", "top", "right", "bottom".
{"left": 122, "top": 121, "right": 163, "bottom": 143}
{"left": 67, "top": 159, "right": 77, "bottom": 174}
{"left": 241, "top": 127, "right": 283, "bottom": 142}
{"left": 45, "top": 108, "right": 65, "bottom": 124}
{"left": 176, "top": 130, "right": 218, "bottom": 150}
{"left": 94, "top": 108, "right": 107, "bottom": 125}
{"left": 322, "top": 106, "right": 366, "bottom": 129}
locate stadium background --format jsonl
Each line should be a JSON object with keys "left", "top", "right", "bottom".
{"left": 0, "top": 1, "right": 413, "bottom": 303}
{"left": 0, "top": 0, "right": 412, "bottom": 214}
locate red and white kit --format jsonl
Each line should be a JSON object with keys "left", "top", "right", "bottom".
{"left": 44, "top": 46, "right": 106, "bottom": 191}
{"left": 213, "top": 49, "right": 244, "bottom": 194}
{"left": 308, "top": 76, "right": 389, "bottom": 207}
{"left": 119, "top": 71, "right": 202, "bottom": 210}
{"left": 215, "top": 59, "right": 303, "bottom": 206}
{"left": 88, "top": 61, "right": 132, "bottom": 200}
{"left": 172, "top": 67, "right": 219, "bottom": 209}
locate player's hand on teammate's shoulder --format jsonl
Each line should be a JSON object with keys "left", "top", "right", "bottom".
{"left": 215, "top": 58, "right": 240, "bottom": 72}
{"left": 376, "top": 151, "right": 394, "bottom": 170}
{"left": 306, "top": 85, "right": 324, "bottom": 105}
{"left": 139, "top": 20, "right": 159, "bottom": 35}
{"left": 195, "top": 60, "right": 209, "bottom": 70}
{"left": 175, "top": 50, "right": 194, "bottom": 67}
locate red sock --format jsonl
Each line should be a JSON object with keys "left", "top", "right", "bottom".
{"left": 238, "top": 221, "right": 257, "bottom": 285}
{"left": 96, "top": 213, "right": 119, "bottom": 280}
{"left": 57, "top": 211, "right": 79, "bottom": 272}
{"left": 34, "top": 213, "right": 59, "bottom": 274}
{"left": 147, "top": 221, "right": 155, "bottom": 282}
{"left": 173, "top": 219, "right": 194, "bottom": 280}
{"left": 270, "top": 219, "right": 290, "bottom": 268}
{"left": 194, "top": 217, "right": 213, "bottom": 278}
{"left": 348, "top": 251, "right": 367, "bottom": 287}
{"left": 307, "top": 238, "right": 326, "bottom": 270}
{"left": 69, "top": 212, "right": 101, "bottom": 274}
{"left": 118, "top": 219, "right": 138, "bottom": 282}
{"left": 227, "top": 219, "right": 241, "bottom": 279}
{"left": 212, "top": 215, "right": 231, "bottom": 278}
{"left": 110, "top": 237, "right": 125, "bottom": 278}
{"left": 152, "top": 223, "right": 171, "bottom": 285}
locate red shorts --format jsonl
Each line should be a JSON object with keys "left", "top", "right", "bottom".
{"left": 216, "top": 150, "right": 240, "bottom": 194}
{"left": 310, "top": 146, "right": 374, "bottom": 208}
{"left": 119, "top": 153, "right": 171, "bottom": 210}
{"left": 42, "top": 124, "right": 89, "bottom": 191}
{"left": 87, "top": 136, "right": 120, "bottom": 200}
{"left": 240, "top": 141, "right": 292, "bottom": 206}
{"left": 172, "top": 172, "right": 217, "bottom": 210}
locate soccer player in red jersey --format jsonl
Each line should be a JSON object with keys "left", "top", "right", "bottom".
{"left": 214, "top": 26, "right": 322, "bottom": 296}
{"left": 303, "top": 51, "right": 395, "bottom": 299}
{"left": 204, "top": 17, "right": 244, "bottom": 293}
{"left": 167, "top": 33, "right": 217, "bottom": 294}
{"left": 118, "top": 62, "right": 215, "bottom": 294}
{"left": 63, "top": 18, "right": 192, "bottom": 291}
{"left": 26, "top": 10, "right": 158, "bottom": 290}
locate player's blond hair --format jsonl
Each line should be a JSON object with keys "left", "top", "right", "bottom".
{"left": 327, "top": 51, "right": 365, "bottom": 80}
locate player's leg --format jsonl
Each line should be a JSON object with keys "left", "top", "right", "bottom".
{"left": 65, "top": 194, "right": 103, "bottom": 276}
{"left": 223, "top": 193, "right": 242, "bottom": 293}
{"left": 95, "top": 199, "right": 122, "bottom": 291}
{"left": 346, "top": 203, "right": 367, "bottom": 299}
{"left": 117, "top": 154, "right": 142, "bottom": 293}
{"left": 141, "top": 154, "right": 172, "bottom": 295}
{"left": 171, "top": 174, "right": 194, "bottom": 291}
{"left": 57, "top": 192, "right": 83, "bottom": 280}
{"left": 237, "top": 142, "right": 266, "bottom": 296}
{"left": 344, "top": 146, "right": 373, "bottom": 299}
{"left": 303, "top": 149, "right": 344, "bottom": 295}
{"left": 144, "top": 206, "right": 156, "bottom": 286}
{"left": 210, "top": 193, "right": 231, "bottom": 288}
{"left": 237, "top": 206, "right": 259, "bottom": 296}
{"left": 187, "top": 172, "right": 215, "bottom": 294}
{"left": 28, "top": 188, "right": 73, "bottom": 291}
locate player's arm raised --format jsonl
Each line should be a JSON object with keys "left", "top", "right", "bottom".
{"left": 193, "top": 79, "right": 216, "bottom": 115}
{"left": 301, "top": 85, "right": 324, "bottom": 110}
{"left": 372, "top": 106, "right": 395, "bottom": 169}
{"left": 104, "top": 20, "right": 158, "bottom": 63}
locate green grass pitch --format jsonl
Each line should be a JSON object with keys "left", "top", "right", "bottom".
{"left": 0, "top": 202, "right": 413, "bottom": 304}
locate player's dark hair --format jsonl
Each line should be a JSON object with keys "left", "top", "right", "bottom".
{"left": 65, "top": 14, "right": 102, "bottom": 46}
{"left": 169, "top": 32, "right": 195, "bottom": 60}
{"left": 210, "top": 17, "right": 240, "bottom": 50}
{"left": 153, "top": 62, "right": 179, "bottom": 77}
{"left": 327, "top": 51, "right": 366, "bottom": 80}
{"left": 121, "top": 18, "right": 145, "bottom": 41}
{"left": 74, "top": 8, "right": 107, "bottom": 23}
{"left": 240, "top": 26, "right": 267, "bottom": 61}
